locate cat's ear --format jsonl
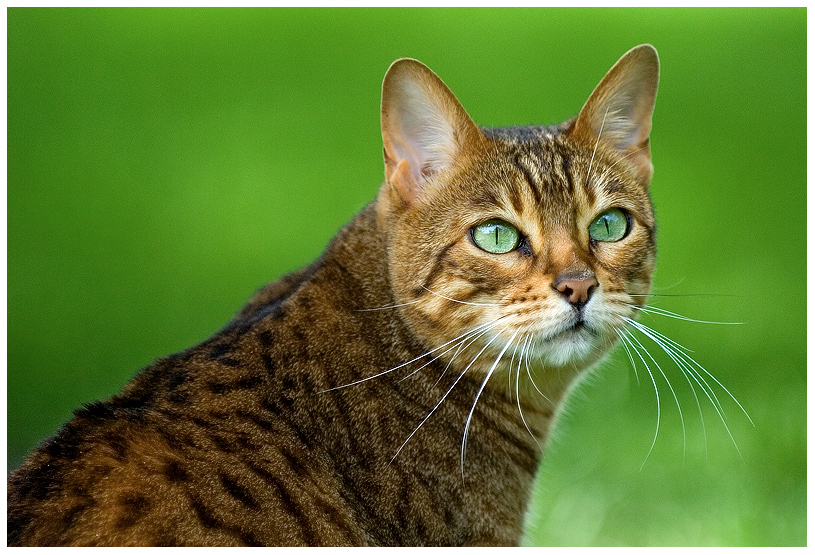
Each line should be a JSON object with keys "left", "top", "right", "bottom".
{"left": 381, "top": 59, "right": 486, "bottom": 203}
{"left": 572, "top": 44, "right": 659, "bottom": 184}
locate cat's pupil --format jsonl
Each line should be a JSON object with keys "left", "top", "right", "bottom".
{"left": 472, "top": 219, "right": 520, "bottom": 254}
{"left": 589, "top": 208, "right": 628, "bottom": 242}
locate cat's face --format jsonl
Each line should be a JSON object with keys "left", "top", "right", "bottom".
{"left": 378, "top": 47, "right": 659, "bottom": 396}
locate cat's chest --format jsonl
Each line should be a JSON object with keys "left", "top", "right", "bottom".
{"left": 160, "top": 293, "right": 544, "bottom": 544}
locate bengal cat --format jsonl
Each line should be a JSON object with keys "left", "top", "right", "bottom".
{"left": 8, "top": 45, "right": 660, "bottom": 546}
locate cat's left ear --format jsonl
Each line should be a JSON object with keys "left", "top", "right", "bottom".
{"left": 572, "top": 44, "right": 660, "bottom": 185}
{"left": 381, "top": 59, "right": 486, "bottom": 203}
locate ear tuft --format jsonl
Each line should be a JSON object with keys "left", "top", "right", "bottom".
{"left": 572, "top": 44, "right": 660, "bottom": 183}
{"left": 381, "top": 59, "right": 484, "bottom": 202}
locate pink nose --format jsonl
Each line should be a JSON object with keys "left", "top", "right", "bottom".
{"left": 554, "top": 275, "right": 599, "bottom": 305}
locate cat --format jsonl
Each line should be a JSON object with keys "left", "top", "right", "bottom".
{"left": 8, "top": 44, "right": 659, "bottom": 546}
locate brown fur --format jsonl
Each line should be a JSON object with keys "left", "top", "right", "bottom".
{"left": 8, "top": 45, "right": 659, "bottom": 546}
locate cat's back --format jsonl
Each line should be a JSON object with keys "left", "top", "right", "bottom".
{"left": 7, "top": 234, "right": 381, "bottom": 546}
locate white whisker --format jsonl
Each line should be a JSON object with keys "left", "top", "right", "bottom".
{"left": 461, "top": 329, "right": 519, "bottom": 477}
{"left": 434, "top": 330, "right": 479, "bottom": 388}
{"left": 625, "top": 318, "right": 723, "bottom": 413}
{"left": 421, "top": 285, "right": 500, "bottom": 307}
{"left": 432, "top": 317, "right": 516, "bottom": 388}
{"left": 605, "top": 144, "right": 648, "bottom": 174}
{"left": 391, "top": 326, "right": 509, "bottom": 464}
{"left": 399, "top": 321, "right": 499, "bottom": 384}
{"left": 523, "top": 337, "right": 553, "bottom": 406}
{"left": 516, "top": 334, "right": 542, "bottom": 448}
{"left": 626, "top": 317, "right": 751, "bottom": 425}
{"left": 615, "top": 328, "right": 640, "bottom": 386}
{"left": 624, "top": 315, "right": 753, "bottom": 460}
{"left": 623, "top": 320, "right": 706, "bottom": 456}
{"left": 354, "top": 298, "right": 423, "bottom": 312}
{"left": 618, "top": 329, "right": 662, "bottom": 468}
{"left": 623, "top": 326, "right": 687, "bottom": 460}
{"left": 507, "top": 334, "right": 522, "bottom": 401}
{"left": 317, "top": 315, "right": 508, "bottom": 393}
{"left": 628, "top": 303, "right": 742, "bottom": 325}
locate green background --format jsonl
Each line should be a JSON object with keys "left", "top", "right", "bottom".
{"left": 7, "top": 8, "right": 806, "bottom": 546}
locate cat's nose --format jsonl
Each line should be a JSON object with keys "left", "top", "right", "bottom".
{"left": 554, "top": 275, "right": 599, "bottom": 306}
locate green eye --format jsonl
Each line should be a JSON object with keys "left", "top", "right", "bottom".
{"left": 589, "top": 208, "right": 629, "bottom": 242}
{"left": 472, "top": 219, "right": 520, "bottom": 254}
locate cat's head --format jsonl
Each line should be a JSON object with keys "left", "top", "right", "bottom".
{"left": 376, "top": 46, "right": 659, "bottom": 396}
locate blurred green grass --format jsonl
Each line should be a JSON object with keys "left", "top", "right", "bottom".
{"left": 7, "top": 8, "right": 805, "bottom": 546}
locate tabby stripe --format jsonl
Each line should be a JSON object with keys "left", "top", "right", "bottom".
{"left": 163, "top": 459, "right": 189, "bottom": 483}
{"left": 482, "top": 416, "right": 539, "bottom": 472}
{"left": 506, "top": 175, "right": 525, "bottom": 214}
{"left": 327, "top": 387, "right": 370, "bottom": 470}
{"left": 243, "top": 460, "right": 322, "bottom": 545}
{"left": 261, "top": 353, "right": 275, "bottom": 373}
{"left": 208, "top": 344, "right": 232, "bottom": 360}
{"left": 115, "top": 492, "right": 151, "bottom": 529}
{"left": 269, "top": 473, "right": 314, "bottom": 544}
{"left": 561, "top": 156, "right": 575, "bottom": 195}
{"left": 418, "top": 241, "right": 457, "bottom": 295}
{"left": 236, "top": 410, "right": 275, "bottom": 432}
{"left": 279, "top": 445, "right": 310, "bottom": 478}
{"left": 188, "top": 495, "right": 262, "bottom": 546}
{"left": 581, "top": 163, "right": 597, "bottom": 205}
{"left": 220, "top": 473, "right": 260, "bottom": 511}
{"left": 337, "top": 482, "right": 392, "bottom": 545}
{"left": 189, "top": 497, "right": 218, "bottom": 531}
{"left": 257, "top": 330, "right": 274, "bottom": 347}
{"left": 312, "top": 497, "right": 356, "bottom": 545}
{"left": 512, "top": 154, "right": 542, "bottom": 207}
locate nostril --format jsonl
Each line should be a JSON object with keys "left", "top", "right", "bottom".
{"left": 555, "top": 276, "right": 599, "bottom": 305}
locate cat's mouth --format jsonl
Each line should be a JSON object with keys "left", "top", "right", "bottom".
{"left": 558, "top": 320, "right": 593, "bottom": 337}
{"left": 523, "top": 316, "right": 604, "bottom": 368}
{"left": 544, "top": 317, "right": 597, "bottom": 343}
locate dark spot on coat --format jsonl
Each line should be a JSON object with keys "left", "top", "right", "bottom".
{"left": 166, "top": 370, "right": 188, "bottom": 389}
{"left": 219, "top": 357, "right": 243, "bottom": 368}
{"left": 207, "top": 382, "right": 229, "bottom": 395}
{"left": 7, "top": 512, "right": 33, "bottom": 545}
{"left": 168, "top": 390, "right": 190, "bottom": 404}
{"left": 236, "top": 376, "right": 263, "bottom": 390}
{"left": 115, "top": 492, "right": 151, "bottom": 529}
{"left": 212, "top": 435, "right": 238, "bottom": 454}
{"left": 44, "top": 431, "right": 82, "bottom": 462}
{"left": 261, "top": 353, "right": 275, "bottom": 373}
{"left": 257, "top": 330, "right": 274, "bottom": 347}
{"left": 220, "top": 473, "right": 260, "bottom": 511}
{"left": 190, "top": 497, "right": 220, "bottom": 529}
{"left": 163, "top": 460, "right": 189, "bottom": 483}
{"left": 101, "top": 431, "right": 130, "bottom": 463}
{"left": 209, "top": 343, "right": 232, "bottom": 360}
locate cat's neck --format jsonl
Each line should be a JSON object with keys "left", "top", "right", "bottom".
{"left": 247, "top": 201, "right": 552, "bottom": 544}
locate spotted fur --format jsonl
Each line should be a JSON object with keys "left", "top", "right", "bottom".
{"left": 8, "top": 45, "right": 659, "bottom": 546}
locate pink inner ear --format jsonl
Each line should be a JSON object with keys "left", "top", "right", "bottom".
{"left": 389, "top": 158, "right": 420, "bottom": 203}
{"left": 572, "top": 47, "right": 658, "bottom": 184}
{"left": 381, "top": 59, "right": 485, "bottom": 203}
{"left": 388, "top": 80, "right": 458, "bottom": 183}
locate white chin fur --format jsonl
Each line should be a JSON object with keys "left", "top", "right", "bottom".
{"left": 530, "top": 329, "right": 600, "bottom": 367}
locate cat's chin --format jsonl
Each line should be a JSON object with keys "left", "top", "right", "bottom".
{"left": 530, "top": 324, "right": 611, "bottom": 368}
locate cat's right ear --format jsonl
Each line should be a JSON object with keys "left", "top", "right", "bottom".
{"left": 571, "top": 44, "right": 660, "bottom": 185}
{"left": 381, "top": 59, "right": 486, "bottom": 204}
